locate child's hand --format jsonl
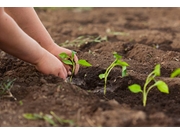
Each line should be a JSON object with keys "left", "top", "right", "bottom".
{"left": 48, "top": 44, "right": 80, "bottom": 75}
{"left": 0, "top": 7, "right": 79, "bottom": 79}
{"left": 34, "top": 49, "right": 68, "bottom": 80}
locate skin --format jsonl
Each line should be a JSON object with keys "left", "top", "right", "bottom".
{"left": 0, "top": 7, "right": 79, "bottom": 80}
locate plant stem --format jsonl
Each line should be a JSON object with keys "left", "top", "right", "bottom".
{"left": 142, "top": 73, "right": 156, "bottom": 106}
{"left": 143, "top": 91, "right": 147, "bottom": 107}
{"left": 69, "top": 63, "right": 75, "bottom": 82}
{"left": 142, "top": 71, "right": 154, "bottom": 106}
{"left": 69, "top": 56, "right": 76, "bottom": 82}
{"left": 143, "top": 72, "right": 154, "bottom": 90}
{"left": 103, "top": 60, "right": 116, "bottom": 95}
{"left": 104, "top": 64, "right": 115, "bottom": 94}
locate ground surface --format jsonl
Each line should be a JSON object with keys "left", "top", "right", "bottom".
{"left": 1, "top": 7, "right": 180, "bottom": 127}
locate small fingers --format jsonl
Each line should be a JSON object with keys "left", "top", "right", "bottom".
{"left": 57, "top": 64, "right": 68, "bottom": 80}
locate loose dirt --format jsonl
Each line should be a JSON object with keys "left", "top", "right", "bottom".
{"left": 1, "top": 7, "right": 180, "bottom": 127}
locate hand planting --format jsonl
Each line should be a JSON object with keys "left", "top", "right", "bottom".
{"left": 99, "top": 52, "right": 129, "bottom": 95}
{"left": 59, "top": 51, "right": 92, "bottom": 82}
{"left": 128, "top": 64, "right": 169, "bottom": 107}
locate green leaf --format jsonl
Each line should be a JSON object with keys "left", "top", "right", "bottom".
{"left": 116, "top": 60, "right": 129, "bottom": 66}
{"left": 23, "top": 113, "right": 42, "bottom": 120}
{"left": 113, "top": 52, "right": 122, "bottom": 59}
{"left": 94, "top": 36, "right": 101, "bottom": 42}
{"left": 62, "top": 60, "right": 73, "bottom": 65}
{"left": 78, "top": 59, "right": 92, "bottom": 67}
{"left": 99, "top": 74, "right": 105, "bottom": 79}
{"left": 71, "top": 51, "right": 76, "bottom": 58}
{"left": 43, "top": 115, "right": 56, "bottom": 126}
{"left": 59, "top": 53, "right": 69, "bottom": 59}
{"left": 155, "top": 80, "right": 169, "bottom": 94}
{"left": 154, "top": 64, "right": 160, "bottom": 76}
{"left": 122, "top": 66, "right": 127, "bottom": 77}
{"left": 128, "top": 84, "right": 142, "bottom": 93}
{"left": 101, "top": 36, "right": 108, "bottom": 41}
{"left": 170, "top": 68, "right": 180, "bottom": 78}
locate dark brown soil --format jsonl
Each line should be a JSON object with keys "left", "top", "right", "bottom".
{"left": 1, "top": 7, "right": 180, "bottom": 127}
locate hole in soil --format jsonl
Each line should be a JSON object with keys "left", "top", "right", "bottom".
{"left": 72, "top": 67, "right": 104, "bottom": 90}
{"left": 72, "top": 67, "right": 146, "bottom": 108}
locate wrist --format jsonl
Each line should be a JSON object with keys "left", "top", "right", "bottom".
{"left": 33, "top": 47, "right": 50, "bottom": 66}
{"left": 47, "top": 43, "right": 72, "bottom": 57}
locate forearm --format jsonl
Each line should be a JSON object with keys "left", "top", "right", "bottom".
{"left": 0, "top": 8, "right": 45, "bottom": 65}
{"left": 3, "top": 7, "right": 79, "bottom": 75}
{"left": 4, "top": 7, "right": 55, "bottom": 52}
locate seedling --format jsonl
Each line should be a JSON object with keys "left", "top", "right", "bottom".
{"left": 23, "top": 112, "right": 56, "bottom": 126}
{"left": 19, "top": 100, "right": 23, "bottom": 106}
{"left": 170, "top": 68, "right": 180, "bottom": 78}
{"left": 59, "top": 35, "right": 107, "bottom": 48}
{"left": 128, "top": 64, "right": 169, "bottom": 107}
{"left": 99, "top": 52, "right": 129, "bottom": 95}
{"left": 23, "top": 111, "right": 74, "bottom": 126}
{"left": 0, "top": 79, "right": 16, "bottom": 100}
{"left": 59, "top": 51, "right": 92, "bottom": 82}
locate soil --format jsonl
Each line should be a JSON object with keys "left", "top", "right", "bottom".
{"left": 1, "top": 7, "right": 180, "bottom": 127}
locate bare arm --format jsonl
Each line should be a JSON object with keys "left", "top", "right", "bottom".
{"left": 4, "top": 7, "right": 79, "bottom": 74}
{"left": 0, "top": 7, "right": 68, "bottom": 79}
{"left": 0, "top": 7, "right": 44, "bottom": 65}
{"left": 4, "top": 7, "right": 55, "bottom": 51}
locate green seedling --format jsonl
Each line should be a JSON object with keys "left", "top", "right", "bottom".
{"left": 170, "top": 68, "right": 180, "bottom": 78}
{"left": 59, "top": 35, "right": 107, "bottom": 48}
{"left": 0, "top": 79, "right": 16, "bottom": 100}
{"left": 23, "top": 111, "right": 74, "bottom": 126}
{"left": 59, "top": 51, "right": 92, "bottom": 82}
{"left": 128, "top": 64, "right": 169, "bottom": 107}
{"left": 99, "top": 52, "right": 129, "bottom": 95}
{"left": 19, "top": 100, "right": 23, "bottom": 106}
{"left": 23, "top": 112, "right": 56, "bottom": 126}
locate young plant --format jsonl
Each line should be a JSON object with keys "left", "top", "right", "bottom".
{"left": 128, "top": 64, "right": 169, "bottom": 107}
{"left": 59, "top": 35, "right": 107, "bottom": 48}
{"left": 59, "top": 51, "right": 92, "bottom": 82}
{"left": 23, "top": 111, "right": 74, "bottom": 126}
{"left": 23, "top": 112, "right": 56, "bottom": 126}
{"left": 99, "top": 52, "right": 129, "bottom": 95}
{"left": 0, "top": 78, "right": 16, "bottom": 100}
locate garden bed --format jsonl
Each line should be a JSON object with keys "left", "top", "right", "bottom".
{"left": 1, "top": 7, "right": 180, "bottom": 126}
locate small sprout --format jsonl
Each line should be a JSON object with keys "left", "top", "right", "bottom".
{"left": 23, "top": 111, "right": 74, "bottom": 126}
{"left": 59, "top": 51, "right": 92, "bottom": 82}
{"left": 0, "top": 78, "right": 16, "bottom": 100}
{"left": 170, "top": 68, "right": 180, "bottom": 78}
{"left": 99, "top": 52, "right": 129, "bottom": 95}
{"left": 128, "top": 64, "right": 169, "bottom": 107}
{"left": 59, "top": 35, "right": 107, "bottom": 48}
{"left": 23, "top": 112, "right": 56, "bottom": 126}
{"left": 19, "top": 100, "right": 23, "bottom": 106}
